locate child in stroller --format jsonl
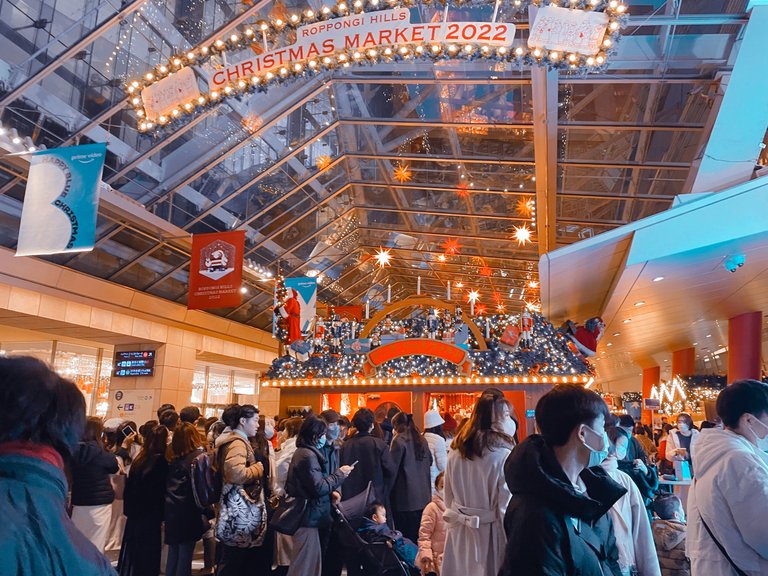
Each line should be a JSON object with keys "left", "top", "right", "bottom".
{"left": 358, "top": 502, "right": 419, "bottom": 569}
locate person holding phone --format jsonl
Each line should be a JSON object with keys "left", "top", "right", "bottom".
{"left": 666, "top": 414, "right": 699, "bottom": 474}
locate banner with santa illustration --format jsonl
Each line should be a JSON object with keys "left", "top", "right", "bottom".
{"left": 284, "top": 276, "right": 317, "bottom": 334}
{"left": 188, "top": 230, "right": 245, "bottom": 310}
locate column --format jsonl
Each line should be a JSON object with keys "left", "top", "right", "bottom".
{"left": 672, "top": 347, "right": 695, "bottom": 378}
{"left": 728, "top": 311, "right": 762, "bottom": 383}
{"left": 642, "top": 366, "right": 660, "bottom": 426}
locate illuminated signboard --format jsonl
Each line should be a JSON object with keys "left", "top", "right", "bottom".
{"left": 114, "top": 350, "right": 156, "bottom": 377}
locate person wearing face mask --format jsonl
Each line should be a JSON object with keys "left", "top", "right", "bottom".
{"left": 610, "top": 429, "right": 659, "bottom": 512}
{"left": 599, "top": 427, "right": 661, "bottom": 576}
{"left": 214, "top": 404, "right": 266, "bottom": 576}
{"left": 500, "top": 384, "right": 625, "bottom": 576}
{"left": 441, "top": 393, "right": 516, "bottom": 576}
{"left": 686, "top": 379, "right": 768, "bottom": 576}
{"left": 318, "top": 409, "right": 344, "bottom": 576}
{"left": 285, "top": 416, "right": 353, "bottom": 576}
{"left": 389, "top": 412, "right": 433, "bottom": 542}
{"left": 417, "top": 471, "right": 447, "bottom": 576}
{"left": 665, "top": 413, "right": 699, "bottom": 474}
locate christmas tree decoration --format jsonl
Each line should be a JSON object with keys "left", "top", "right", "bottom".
{"left": 374, "top": 247, "right": 392, "bottom": 267}
{"left": 512, "top": 224, "right": 533, "bottom": 246}
{"left": 315, "top": 155, "right": 332, "bottom": 170}
{"left": 393, "top": 163, "right": 412, "bottom": 183}
{"left": 442, "top": 237, "right": 462, "bottom": 255}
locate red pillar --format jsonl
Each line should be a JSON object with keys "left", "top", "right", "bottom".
{"left": 728, "top": 311, "right": 763, "bottom": 383}
{"left": 642, "top": 366, "right": 660, "bottom": 426}
{"left": 672, "top": 347, "right": 695, "bottom": 378}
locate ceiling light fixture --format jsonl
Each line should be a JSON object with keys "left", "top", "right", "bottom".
{"left": 612, "top": 332, "right": 620, "bottom": 337}
{"left": 623, "top": 318, "right": 632, "bottom": 323}
{"left": 653, "top": 276, "right": 665, "bottom": 282}
{"left": 634, "top": 301, "right": 645, "bottom": 307}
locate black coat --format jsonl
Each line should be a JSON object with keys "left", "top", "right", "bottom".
{"left": 340, "top": 432, "right": 397, "bottom": 507}
{"left": 389, "top": 433, "right": 432, "bottom": 512}
{"left": 500, "top": 435, "right": 626, "bottom": 576}
{"left": 285, "top": 444, "right": 346, "bottom": 528}
{"left": 164, "top": 449, "right": 210, "bottom": 545}
{"left": 70, "top": 440, "right": 119, "bottom": 506}
{"left": 124, "top": 454, "right": 167, "bottom": 523}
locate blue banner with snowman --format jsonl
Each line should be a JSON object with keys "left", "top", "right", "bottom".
{"left": 16, "top": 142, "right": 107, "bottom": 257}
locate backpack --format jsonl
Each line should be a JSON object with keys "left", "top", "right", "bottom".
{"left": 190, "top": 448, "right": 223, "bottom": 509}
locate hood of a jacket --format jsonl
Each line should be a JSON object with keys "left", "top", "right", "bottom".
{"left": 215, "top": 429, "right": 248, "bottom": 450}
{"left": 692, "top": 428, "right": 762, "bottom": 477}
{"left": 505, "top": 434, "right": 626, "bottom": 522}
{"left": 431, "top": 493, "right": 446, "bottom": 511}
{"left": 652, "top": 520, "right": 687, "bottom": 551}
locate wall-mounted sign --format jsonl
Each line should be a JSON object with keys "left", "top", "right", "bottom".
{"left": 16, "top": 143, "right": 107, "bottom": 257}
{"left": 643, "top": 397, "right": 661, "bottom": 411}
{"left": 142, "top": 66, "right": 200, "bottom": 122}
{"left": 528, "top": 5, "right": 609, "bottom": 56}
{"left": 109, "top": 389, "right": 155, "bottom": 424}
{"left": 114, "top": 350, "right": 156, "bottom": 377}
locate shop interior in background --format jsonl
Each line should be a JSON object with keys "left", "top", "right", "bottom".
{"left": 191, "top": 363, "right": 260, "bottom": 418}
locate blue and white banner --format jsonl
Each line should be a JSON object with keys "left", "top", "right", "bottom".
{"left": 16, "top": 142, "right": 107, "bottom": 257}
{"left": 284, "top": 276, "right": 317, "bottom": 334}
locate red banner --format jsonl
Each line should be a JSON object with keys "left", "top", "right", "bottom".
{"left": 364, "top": 338, "right": 472, "bottom": 376}
{"left": 188, "top": 231, "right": 245, "bottom": 310}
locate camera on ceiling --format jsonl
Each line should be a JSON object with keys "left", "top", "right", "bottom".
{"left": 724, "top": 254, "right": 745, "bottom": 273}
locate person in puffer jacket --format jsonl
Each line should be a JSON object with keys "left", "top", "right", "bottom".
{"left": 651, "top": 495, "right": 689, "bottom": 576}
{"left": 417, "top": 471, "right": 447, "bottom": 575}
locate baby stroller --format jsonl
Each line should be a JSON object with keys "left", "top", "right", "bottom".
{"left": 332, "top": 482, "right": 414, "bottom": 576}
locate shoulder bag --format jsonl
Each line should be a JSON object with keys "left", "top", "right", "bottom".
{"left": 270, "top": 494, "right": 307, "bottom": 535}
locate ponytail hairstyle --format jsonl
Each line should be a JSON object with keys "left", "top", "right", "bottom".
{"left": 392, "top": 412, "right": 429, "bottom": 461}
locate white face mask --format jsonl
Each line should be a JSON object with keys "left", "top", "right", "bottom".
{"left": 747, "top": 417, "right": 768, "bottom": 452}
{"left": 615, "top": 442, "right": 629, "bottom": 461}
{"left": 436, "top": 488, "right": 445, "bottom": 499}
{"left": 264, "top": 427, "right": 275, "bottom": 440}
{"left": 499, "top": 416, "right": 517, "bottom": 438}
{"left": 678, "top": 423, "right": 689, "bottom": 432}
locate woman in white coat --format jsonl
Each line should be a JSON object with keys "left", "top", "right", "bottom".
{"left": 442, "top": 393, "right": 516, "bottom": 576}
{"left": 603, "top": 427, "right": 661, "bottom": 576}
{"left": 665, "top": 413, "right": 699, "bottom": 473}
{"left": 423, "top": 409, "right": 447, "bottom": 495}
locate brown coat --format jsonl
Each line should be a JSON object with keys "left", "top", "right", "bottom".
{"left": 216, "top": 432, "right": 261, "bottom": 486}
{"left": 652, "top": 520, "right": 690, "bottom": 576}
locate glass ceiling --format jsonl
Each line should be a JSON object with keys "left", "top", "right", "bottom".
{"left": 0, "top": 0, "right": 750, "bottom": 329}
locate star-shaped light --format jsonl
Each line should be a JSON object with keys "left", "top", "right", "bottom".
{"left": 437, "top": 254, "right": 446, "bottom": 262}
{"left": 512, "top": 224, "right": 532, "bottom": 246}
{"left": 528, "top": 279, "right": 540, "bottom": 289}
{"left": 497, "top": 303, "right": 506, "bottom": 312}
{"left": 315, "top": 155, "right": 332, "bottom": 170}
{"left": 456, "top": 181, "right": 470, "bottom": 198}
{"left": 374, "top": 247, "right": 392, "bottom": 267}
{"left": 476, "top": 304, "right": 487, "bottom": 316}
{"left": 455, "top": 281, "right": 464, "bottom": 289}
{"left": 492, "top": 291, "right": 502, "bottom": 303}
{"left": 525, "top": 300, "right": 542, "bottom": 312}
{"left": 479, "top": 265, "right": 492, "bottom": 277}
{"left": 516, "top": 197, "right": 535, "bottom": 217}
{"left": 393, "top": 163, "right": 412, "bottom": 183}
{"left": 442, "top": 237, "right": 462, "bottom": 255}
{"left": 467, "top": 289, "right": 480, "bottom": 304}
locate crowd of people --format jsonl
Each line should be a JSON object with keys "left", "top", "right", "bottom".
{"left": 1, "top": 354, "right": 768, "bottom": 576}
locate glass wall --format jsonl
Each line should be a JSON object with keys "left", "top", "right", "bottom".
{"left": 191, "top": 364, "right": 260, "bottom": 417}
{"left": 0, "top": 340, "right": 112, "bottom": 416}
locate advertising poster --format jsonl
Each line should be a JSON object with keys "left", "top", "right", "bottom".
{"left": 188, "top": 230, "right": 245, "bottom": 309}
{"left": 16, "top": 142, "right": 107, "bottom": 257}
{"left": 284, "top": 276, "right": 317, "bottom": 333}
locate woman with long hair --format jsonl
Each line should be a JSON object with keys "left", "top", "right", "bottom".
{"left": 442, "top": 393, "right": 516, "bottom": 576}
{"left": 119, "top": 424, "right": 169, "bottom": 576}
{"left": 390, "top": 412, "right": 432, "bottom": 541}
{"left": 70, "top": 417, "right": 120, "bottom": 552}
{"left": 665, "top": 413, "right": 699, "bottom": 474}
{"left": 164, "top": 423, "right": 210, "bottom": 576}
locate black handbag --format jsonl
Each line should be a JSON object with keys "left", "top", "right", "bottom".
{"left": 270, "top": 494, "right": 307, "bottom": 536}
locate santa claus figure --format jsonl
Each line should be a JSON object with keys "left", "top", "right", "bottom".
{"left": 314, "top": 316, "right": 326, "bottom": 346}
{"left": 278, "top": 288, "right": 302, "bottom": 345}
{"left": 565, "top": 317, "right": 605, "bottom": 357}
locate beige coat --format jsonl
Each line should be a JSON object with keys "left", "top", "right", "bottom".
{"left": 215, "top": 431, "right": 261, "bottom": 486}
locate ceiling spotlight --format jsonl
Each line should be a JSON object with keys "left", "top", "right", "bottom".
{"left": 652, "top": 276, "right": 665, "bottom": 282}
{"left": 240, "top": 286, "right": 248, "bottom": 294}
{"left": 623, "top": 318, "right": 632, "bottom": 323}
{"left": 706, "top": 334, "right": 712, "bottom": 338}
{"left": 692, "top": 342, "right": 698, "bottom": 346}
{"left": 612, "top": 332, "right": 620, "bottom": 337}
{"left": 634, "top": 301, "right": 645, "bottom": 307}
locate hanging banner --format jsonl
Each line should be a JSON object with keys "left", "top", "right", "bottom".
{"left": 16, "top": 142, "right": 107, "bottom": 257}
{"left": 142, "top": 66, "right": 200, "bottom": 122}
{"left": 188, "top": 230, "right": 245, "bottom": 310}
{"left": 284, "top": 276, "right": 317, "bottom": 333}
{"left": 528, "top": 5, "right": 609, "bottom": 56}
{"left": 209, "top": 7, "right": 516, "bottom": 90}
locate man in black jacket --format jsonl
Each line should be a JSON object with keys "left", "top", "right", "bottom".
{"left": 617, "top": 414, "right": 649, "bottom": 465}
{"left": 500, "top": 384, "right": 626, "bottom": 576}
